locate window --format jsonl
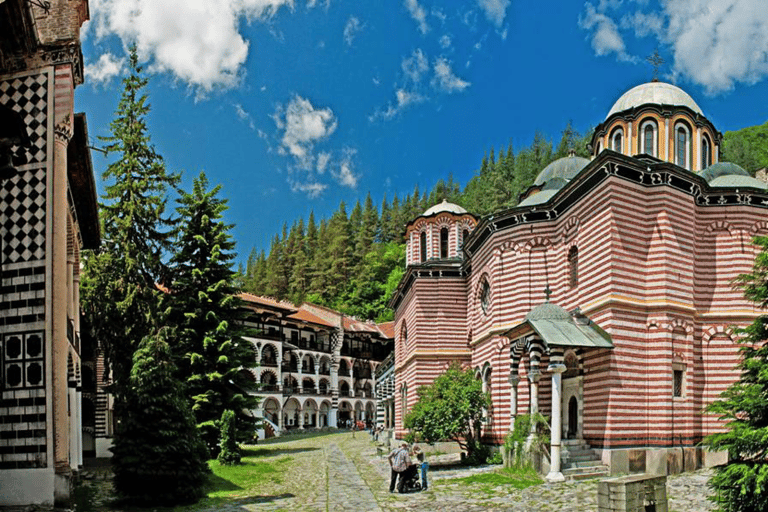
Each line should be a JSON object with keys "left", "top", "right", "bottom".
{"left": 420, "top": 231, "right": 427, "bottom": 263}
{"left": 673, "top": 369, "right": 684, "bottom": 397}
{"left": 568, "top": 246, "right": 579, "bottom": 289}
{"left": 462, "top": 229, "right": 469, "bottom": 247}
{"left": 440, "top": 227, "right": 449, "bottom": 258}
{"left": 641, "top": 120, "right": 657, "bottom": 156}
{"left": 702, "top": 135, "right": 711, "bottom": 168}
{"left": 675, "top": 124, "right": 690, "bottom": 169}
{"left": 480, "top": 280, "right": 490, "bottom": 314}
{"left": 611, "top": 128, "right": 623, "bottom": 153}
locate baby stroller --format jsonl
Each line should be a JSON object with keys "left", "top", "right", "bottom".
{"left": 399, "top": 463, "right": 422, "bottom": 493}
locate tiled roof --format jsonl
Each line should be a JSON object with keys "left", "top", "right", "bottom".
{"left": 377, "top": 321, "right": 395, "bottom": 339}
{"left": 288, "top": 308, "right": 336, "bottom": 328}
{"left": 239, "top": 293, "right": 297, "bottom": 313}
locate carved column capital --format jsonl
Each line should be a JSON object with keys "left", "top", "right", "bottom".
{"left": 54, "top": 115, "right": 73, "bottom": 144}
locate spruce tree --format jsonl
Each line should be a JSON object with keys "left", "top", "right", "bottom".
{"left": 80, "top": 45, "right": 179, "bottom": 426}
{"left": 706, "top": 234, "right": 768, "bottom": 511}
{"left": 166, "top": 172, "right": 257, "bottom": 454}
{"left": 111, "top": 327, "right": 209, "bottom": 506}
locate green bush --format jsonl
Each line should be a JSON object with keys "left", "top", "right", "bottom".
{"left": 217, "top": 410, "right": 241, "bottom": 465}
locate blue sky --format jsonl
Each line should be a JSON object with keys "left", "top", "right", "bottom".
{"left": 76, "top": 0, "right": 768, "bottom": 262}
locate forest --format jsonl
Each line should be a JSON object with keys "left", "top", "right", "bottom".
{"left": 241, "top": 120, "right": 768, "bottom": 322}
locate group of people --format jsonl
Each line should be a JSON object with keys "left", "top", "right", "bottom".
{"left": 387, "top": 442, "right": 429, "bottom": 493}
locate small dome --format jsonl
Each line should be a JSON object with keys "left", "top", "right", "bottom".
{"left": 422, "top": 199, "right": 467, "bottom": 216}
{"left": 526, "top": 302, "right": 571, "bottom": 322}
{"left": 698, "top": 162, "right": 750, "bottom": 182}
{"left": 709, "top": 175, "right": 767, "bottom": 189}
{"left": 533, "top": 155, "right": 590, "bottom": 186}
{"left": 606, "top": 82, "right": 703, "bottom": 120}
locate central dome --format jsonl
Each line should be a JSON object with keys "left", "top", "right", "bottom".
{"left": 422, "top": 199, "right": 467, "bottom": 216}
{"left": 606, "top": 81, "right": 703, "bottom": 120}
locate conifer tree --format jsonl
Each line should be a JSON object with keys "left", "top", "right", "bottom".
{"left": 706, "top": 235, "right": 768, "bottom": 511}
{"left": 166, "top": 172, "right": 257, "bottom": 454}
{"left": 80, "top": 46, "right": 179, "bottom": 420}
{"left": 111, "top": 327, "right": 209, "bottom": 505}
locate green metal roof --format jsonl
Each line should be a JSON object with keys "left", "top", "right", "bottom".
{"left": 522, "top": 302, "right": 613, "bottom": 349}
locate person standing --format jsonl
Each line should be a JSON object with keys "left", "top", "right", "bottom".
{"left": 412, "top": 445, "right": 428, "bottom": 490}
{"left": 387, "top": 442, "right": 410, "bottom": 493}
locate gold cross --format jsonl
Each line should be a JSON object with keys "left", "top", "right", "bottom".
{"left": 646, "top": 49, "right": 664, "bottom": 81}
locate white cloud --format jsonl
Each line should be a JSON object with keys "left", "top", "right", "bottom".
{"left": 344, "top": 16, "right": 363, "bottom": 46}
{"left": 581, "top": 0, "right": 768, "bottom": 95}
{"left": 578, "top": 2, "right": 634, "bottom": 62}
{"left": 439, "top": 34, "right": 452, "bottom": 50}
{"left": 273, "top": 95, "right": 337, "bottom": 169}
{"left": 432, "top": 57, "right": 470, "bottom": 92}
{"left": 476, "top": 0, "right": 510, "bottom": 28}
{"left": 234, "top": 103, "right": 256, "bottom": 130}
{"left": 317, "top": 151, "right": 331, "bottom": 173}
{"left": 334, "top": 148, "right": 359, "bottom": 188}
{"left": 290, "top": 179, "right": 327, "bottom": 198}
{"left": 402, "top": 48, "right": 429, "bottom": 84}
{"left": 84, "top": 52, "right": 125, "bottom": 85}
{"left": 84, "top": 0, "right": 294, "bottom": 95}
{"left": 404, "top": 0, "right": 429, "bottom": 35}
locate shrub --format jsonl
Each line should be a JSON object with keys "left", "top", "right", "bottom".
{"left": 218, "top": 409, "right": 241, "bottom": 465}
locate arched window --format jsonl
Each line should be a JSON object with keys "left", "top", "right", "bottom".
{"left": 675, "top": 124, "right": 691, "bottom": 169}
{"left": 480, "top": 280, "right": 490, "bottom": 315}
{"left": 611, "top": 128, "right": 623, "bottom": 153}
{"left": 440, "top": 227, "right": 449, "bottom": 258}
{"left": 701, "top": 134, "right": 711, "bottom": 169}
{"left": 641, "top": 120, "right": 657, "bottom": 156}
{"left": 568, "top": 246, "right": 579, "bottom": 289}
{"left": 462, "top": 229, "right": 469, "bottom": 247}
{"left": 420, "top": 231, "right": 427, "bottom": 263}
{"left": 596, "top": 139, "right": 603, "bottom": 154}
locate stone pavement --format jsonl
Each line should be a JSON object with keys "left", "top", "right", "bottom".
{"left": 216, "top": 434, "right": 716, "bottom": 512}
{"left": 78, "top": 433, "right": 716, "bottom": 512}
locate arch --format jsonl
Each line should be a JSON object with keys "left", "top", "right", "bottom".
{"left": 477, "top": 273, "right": 492, "bottom": 315}
{"left": 706, "top": 220, "right": 734, "bottom": 234}
{"left": 338, "top": 359, "right": 350, "bottom": 377}
{"left": 301, "top": 354, "right": 315, "bottom": 373}
{"left": 283, "top": 397, "right": 301, "bottom": 428}
{"left": 261, "top": 344, "right": 278, "bottom": 366}
{"left": 260, "top": 370, "right": 278, "bottom": 391}
{"left": 282, "top": 351, "right": 298, "bottom": 372}
{"left": 749, "top": 220, "right": 768, "bottom": 237}
{"left": 318, "top": 355, "right": 332, "bottom": 375}
{"left": 420, "top": 231, "right": 427, "bottom": 262}
{"left": 340, "top": 380, "right": 351, "bottom": 397}
{"left": 524, "top": 236, "right": 552, "bottom": 252}
{"left": 610, "top": 126, "right": 624, "bottom": 153}
{"left": 363, "top": 382, "right": 373, "bottom": 398}
{"left": 318, "top": 378, "right": 330, "bottom": 395}
{"left": 283, "top": 375, "right": 298, "bottom": 392}
{"left": 302, "top": 377, "right": 316, "bottom": 394}
{"left": 640, "top": 118, "right": 658, "bottom": 157}
{"left": 674, "top": 121, "right": 692, "bottom": 169}
{"left": 440, "top": 227, "right": 449, "bottom": 258}
{"left": 567, "top": 245, "right": 579, "bottom": 289}
{"left": 567, "top": 396, "right": 578, "bottom": 438}
{"left": 262, "top": 397, "right": 280, "bottom": 426}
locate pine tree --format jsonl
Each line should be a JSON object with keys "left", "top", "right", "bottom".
{"left": 706, "top": 235, "right": 768, "bottom": 511}
{"left": 80, "top": 46, "right": 179, "bottom": 421}
{"left": 165, "top": 171, "right": 257, "bottom": 454}
{"left": 111, "top": 327, "right": 209, "bottom": 506}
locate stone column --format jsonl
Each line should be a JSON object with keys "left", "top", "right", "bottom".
{"left": 546, "top": 363, "right": 567, "bottom": 482}
{"left": 508, "top": 374, "right": 519, "bottom": 422}
{"left": 329, "top": 360, "right": 339, "bottom": 428}
{"left": 526, "top": 368, "right": 540, "bottom": 449}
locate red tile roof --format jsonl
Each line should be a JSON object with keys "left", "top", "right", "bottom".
{"left": 288, "top": 308, "right": 336, "bottom": 328}
{"left": 239, "top": 293, "right": 297, "bottom": 313}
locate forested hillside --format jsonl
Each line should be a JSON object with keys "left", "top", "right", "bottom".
{"left": 242, "top": 120, "right": 768, "bottom": 321}
{"left": 241, "top": 123, "right": 591, "bottom": 321}
{"left": 722, "top": 120, "right": 768, "bottom": 174}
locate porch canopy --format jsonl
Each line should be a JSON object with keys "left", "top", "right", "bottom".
{"left": 503, "top": 301, "right": 612, "bottom": 482}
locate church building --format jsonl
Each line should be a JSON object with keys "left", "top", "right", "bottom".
{"left": 390, "top": 81, "right": 768, "bottom": 480}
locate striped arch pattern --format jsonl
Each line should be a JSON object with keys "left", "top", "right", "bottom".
{"left": 435, "top": 214, "right": 454, "bottom": 229}
{"left": 706, "top": 220, "right": 733, "bottom": 234}
{"left": 510, "top": 335, "right": 548, "bottom": 380}
{"left": 524, "top": 236, "right": 552, "bottom": 252}
{"left": 646, "top": 317, "right": 694, "bottom": 335}
{"left": 702, "top": 325, "right": 735, "bottom": 343}
{"left": 749, "top": 220, "right": 768, "bottom": 236}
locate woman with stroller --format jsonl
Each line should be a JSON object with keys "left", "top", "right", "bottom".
{"left": 412, "top": 445, "right": 428, "bottom": 491}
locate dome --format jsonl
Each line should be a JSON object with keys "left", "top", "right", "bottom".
{"left": 526, "top": 301, "right": 571, "bottom": 322}
{"left": 698, "top": 162, "right": 750, "bottom": 182}
{"left": 533, "top": 155, "right": 590, "bottom": 186}
{"left": 709, "top": 175, "right": 767, "bottom": 189}
{"left": 606, "top": 82, "right": 703, "bottom": 120}
{"left": 422, "top": 199, "right": 467, "bottom": 216}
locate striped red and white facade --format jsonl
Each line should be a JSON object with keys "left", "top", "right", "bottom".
{"left": 390, "top": 81, "right": 768, "bottom": 476}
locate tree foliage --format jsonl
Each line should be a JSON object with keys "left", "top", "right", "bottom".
{"left": 80, "top": 45, "right": 179, "bottom": 418}
{"left": 165, "top": 171, "right": 257, "bottom": 454}
{"left": 217, "top": 409, "right": 241, "bottom": 466}
{"left": 722, "top": 121, "right": 768, "bottom": 174}
{"left": 111, "top": 328, "right": 209, "bottom": 506}
{"left": 404, "top": 362, "right": 490, "bottom": 461}
{"left": 706, "top": 234, "right": 768, "bottom": 512}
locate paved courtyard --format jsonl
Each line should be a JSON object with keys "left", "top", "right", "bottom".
{"left": 79, "top": 432, "right": 715, "bottom": 512}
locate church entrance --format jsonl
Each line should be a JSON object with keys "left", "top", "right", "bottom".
{"left": 568, "top": 396, "right": 578, "bottom": 438}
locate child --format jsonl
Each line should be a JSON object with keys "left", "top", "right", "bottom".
{"left": 412, "top": 445, "right": 428, "bottom": 490}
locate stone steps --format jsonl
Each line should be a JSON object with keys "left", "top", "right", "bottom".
{"left": 561, "top": 439, "right": 607, "bottom": 481}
